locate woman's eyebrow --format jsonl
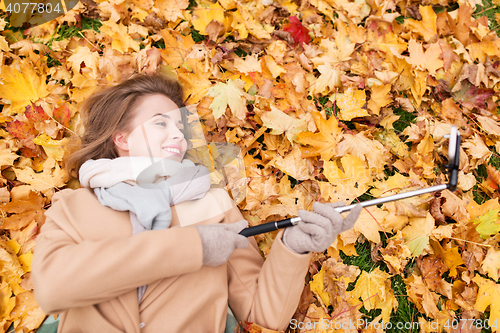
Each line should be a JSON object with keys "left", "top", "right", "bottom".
{"left": 152, "top": 113, "right": 183, "bottom": 124}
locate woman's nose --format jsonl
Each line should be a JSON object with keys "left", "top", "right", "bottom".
{"left": 169, "top": 126, "right": 184, "bottom": 140}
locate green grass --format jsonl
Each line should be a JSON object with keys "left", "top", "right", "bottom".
{"left": 473, "top": 0, "right": 500, "bottom": 35}
{"left": 340, "top": 240, "right": 377, "bottom": 274}
{"left": 392, "top": 108, "right": 417, "bottom": 134}
{"left": 386, "top": 275, "right": 421, "bottom": 333}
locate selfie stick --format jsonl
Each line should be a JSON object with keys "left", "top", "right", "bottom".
{"left": 239, "top": 126, "right": 461, "bottom": 237}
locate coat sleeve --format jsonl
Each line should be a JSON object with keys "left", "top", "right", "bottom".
{"left": 216, "top": 183, "right": 310, "bottom": 331}
{"left": 227, "top": 230, "right": 310, "bottom": 331}
{"left": 32, "top": 191, "right": 204, "bottom": 314}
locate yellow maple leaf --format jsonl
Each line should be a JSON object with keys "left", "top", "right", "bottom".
{"left": 0, "top": 280, "right": 15, "bottom": 319}
{"left": 441, "top": 247, "right": 463, "bottom": 277}
{"left": 0, "top": 59, "right": 50, "bottom": 115}
{"left": 477, "top": 115, "right": 500, "bottom": 137}
{"left": 100, "top": 20, "right": 140, "bottom": 53}
{"left": 233, "top": 54, "right": 262, "bottom": 74}
{"left": 160, "top": 29, "right": 195, "bottom": 69}
{"left": 245, "top": 174, "right": 281, "bottom": 211}
{"left": 370, "top": 172, "right": 411, "bottom": 198}
{"left": 371, "top": 31, "right": 408, "bottom": 55}
{"left": 177, "top": 59, "right": 213, "bottom": 104}
{"left": 206, "top": 79, "right": 250, "bottom": 121}
{"left": 260, "top": 105, "right": 308, "bottom": 143}
{"left": 323, "top": 153, "right": 372, "bottom": 202}
{"left": 309, "top": 267, "right": 331, "bottom": 307}
{"left": 309, "top": 63, "right": 342, "bottom": 95}
{"left": 467, "top": 198, "right": 500, "bottom": 221}
{"left": 336, "top": 132, "right": 389, "bottom": 173}
{"left": 406, "top": 40, "right": 444, "bottom": 75}
{"left": 231, "top": 2, "right": 272, "bottom": 40}
{"left": 0, "top": 244, "right": 24, "bottom": 284}
{"left": 268, "top": 147, "right": 311, "bottom": 181}
{"left": 352, "top": 207, "right": 388, "bottom": 243}
{"left": 67, "top": 46, "right": 100, "bottom": 78}
{"left": 311, "top": 36, "right": 356, "bottom": 66}
{"left": 417, "top": 131, "right": 434, "bottom": 156}
{"left": 33, "top": 134, "right": 68, "bottom": 162}
{"left": 473, "top": 275, "right": 500, "bottom": 328}
{"left": 14, "top": 157, "right": 69, "bottom": 193}
{"left": 296, "top": 111, "right": 342, "bottom": 161}
{"left": 335, "top": 87, "right": 368, "bottom": 121}
{"left": 375, "top": 128, "right": 410, "bottom": 158}
{"left": 404, "top": 5, "right": 437, "bottom": 42}
{"left": 410, "top": 70, "right": 427, "bottom": 108}
{"left": 349, "top": 267, "right": 397, "bottom": 323}
{"left": 0, "top": 148, "right": 20, "bottom": 167}
{"left": 401, "top": 212, "right": 435, "bottom": 256}
{"left": 155, "top": 0, "right": 188, "bottom": 22}
{"left": 467, "top": 39, "right": 500, "bottom": 63}
{"left": 192, "top": 2, "right": 227, "bottom": 35}
{"left": 367, "top": 84, "right": 392, "bottom": 115}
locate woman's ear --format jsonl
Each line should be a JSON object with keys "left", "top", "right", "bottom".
{"left": 113, "top": 132, "right": 130, "bottom": 156}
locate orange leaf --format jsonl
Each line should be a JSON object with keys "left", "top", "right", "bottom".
{"left": 296, "top": 111, "right": 342, "bottom": 161}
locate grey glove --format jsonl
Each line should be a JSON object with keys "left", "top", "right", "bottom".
{"left": 196, "top": 220, "right": 250, "bottom": 266}
{"left": 282, "top": 202, "right": 362, "bottom": 254}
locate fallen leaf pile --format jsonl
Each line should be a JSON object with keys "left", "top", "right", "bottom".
{"left": 1, "top": 0, "right": 500, "bottom": 331}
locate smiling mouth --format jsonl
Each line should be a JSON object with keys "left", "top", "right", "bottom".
{"left": 163, "top": 147, "right": 181, "bottom": 155}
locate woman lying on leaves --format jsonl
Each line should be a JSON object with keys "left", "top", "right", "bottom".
{"left": 32, "top": 73, "right": 362, "bottom": 333}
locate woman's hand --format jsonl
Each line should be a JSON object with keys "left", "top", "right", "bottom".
{"left": 196, "top": 220, "right": 250, "bottom": 266}
{"left": 282, "top": 202, "right": 362, "bottom": 254}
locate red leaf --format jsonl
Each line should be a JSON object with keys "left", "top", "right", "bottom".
{"left": 53, "top": 103, "right": 71, "bottom": 127}
{"left": 20, "top": 147, "right": 38, "bottom": 158}
{"left": 6, "top": 120, "right": 37, "bottom": 140}
{"left": 25, "top": 103, "right": 50, "bottom": 122}
{"left": 283, "top": 16, "right": 311, "bottom": 46}
{"left": 452, "top": 80, "right": 495, "bottom": 110}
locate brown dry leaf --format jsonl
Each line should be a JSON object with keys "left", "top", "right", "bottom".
{"left": 440, "top": 190, "right": 470, "bottom": 223}
{"left": 477, "top": 115, "right": 500, "bottom": 136}
{"left": 14, "top": 157, "right": 69, "bottom": 193}
{"left": 380, "top": 232, "right": 412, "bottom": 275}
{"left": 481, "top": 247, "right": 500, "bottom": 281}
{"left": 462, "top": 134, "right": 493, "bottom": 168}
{"left": 0, "top": 191, "right": 45, "bottom": 230}
{"left": 406, "top": 274, "right": 441, "bottom": 319}
{"left": 416, "top": 255, "right": 446, "bottom": 291}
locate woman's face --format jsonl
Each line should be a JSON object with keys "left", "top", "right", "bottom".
{"left": 114, "top": 94, "right": 188, "bottom": 162}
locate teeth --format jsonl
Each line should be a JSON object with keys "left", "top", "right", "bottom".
{"left": 164, "top": 147, "right": 180, "bottom": 154}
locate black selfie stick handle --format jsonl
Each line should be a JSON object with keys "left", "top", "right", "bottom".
{"left": 239, "top": 218, "right": 300, "bottom": 237}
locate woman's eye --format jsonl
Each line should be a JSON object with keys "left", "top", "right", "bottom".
{"left": 155, "top": 121, "right": 166, "bottom": 127}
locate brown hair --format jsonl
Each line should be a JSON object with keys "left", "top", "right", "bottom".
{"left": 65, "top": 73, "right": 186, "bottom": 179}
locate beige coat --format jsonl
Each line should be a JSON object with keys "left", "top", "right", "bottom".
{"left": 32, "top": 187, "right": 311, "bottom": 332}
